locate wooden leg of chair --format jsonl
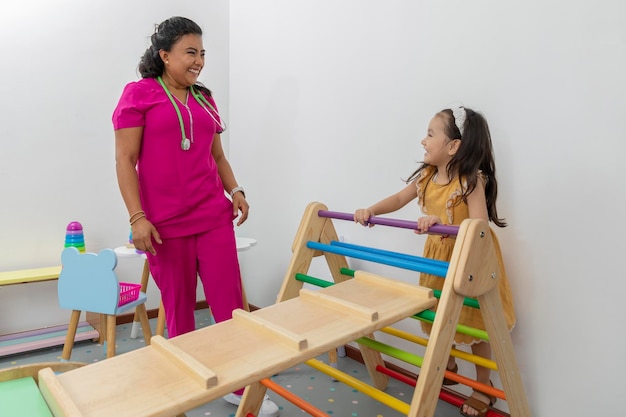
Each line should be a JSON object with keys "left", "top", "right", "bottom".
{"left": 98, "top": 313, "right": 107, "bottom": 344}
{"left": 241, "top": 274, "right": 250, "bottom": 312}
{"left": 62, "top": 310, "right": 81, "bottom": 361}
{"left": 86, "top": 311, "right": 103, "bottom": 342}
{"left": 138, "top": 259, "right": 150, "bottom": 294}
{"left": 136, "top": 304, "right": 152, "bottom": 344}
{"left": 156, "top": 301, "right": 166, "bottom": 337}
{"left": 106, "top": 315, "right": 117, "bottom": 358}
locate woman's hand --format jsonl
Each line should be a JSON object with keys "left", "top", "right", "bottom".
{"left": 132, "top": 218, "right": 162, "bottom": 255}
{"left": 416, "top": 215, "right": 442, "bottom": 234}
{"left": 354, "top": 208, "right": 375, "bottom": 227}
{"left": 232, "top": 193, "right": 249, "bottom": 226}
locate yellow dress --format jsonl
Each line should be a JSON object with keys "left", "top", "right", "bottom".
{"left": 416, "top": 167, "right": 516, "bottom": 345}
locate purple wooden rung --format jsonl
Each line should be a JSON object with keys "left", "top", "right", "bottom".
{"left": 318, "top": 210, "right": 459, "bottom": 236}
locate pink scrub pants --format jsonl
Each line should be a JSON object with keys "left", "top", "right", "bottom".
{"left": 147, "top": 223, "right": 244, "bottom": 338}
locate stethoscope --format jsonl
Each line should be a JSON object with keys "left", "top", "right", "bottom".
{"left": 157, "top": 76, "right": 227, "bottom": 151}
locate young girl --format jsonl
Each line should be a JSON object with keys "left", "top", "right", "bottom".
{"left": 354, "top": 107, "right": 515, "bottom": 417}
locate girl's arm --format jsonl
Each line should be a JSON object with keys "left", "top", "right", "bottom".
{"left": 115, "top": 127, "right": 162, "bottom": 255}
{"left": 466, "top": 177, "right": 489, "bottom": 222}
{"left": 354, "top": 182, "right": 418, "bottom": 226}
{"left": 211, "top": 134, "right": 249, "bottom": 226}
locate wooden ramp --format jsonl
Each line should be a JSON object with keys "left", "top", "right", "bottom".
{"left": 38, "top": 271, "right": 435, "bottom": 417}
{"left": 37, "top": 200, "right": 531, "bottom": 417}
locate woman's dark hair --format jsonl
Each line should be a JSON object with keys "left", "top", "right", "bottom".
{"left": 406, "top": 107, "right": 507, "bottom": 227}
{"left": 138, "top": 16, "right": 212, "bottom": 96}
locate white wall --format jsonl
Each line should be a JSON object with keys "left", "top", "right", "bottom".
{"left": 229, "top": 1, "right": 625, "bottom": 416}
{"left": 1, "top": 1, "right": 624, "bottom": 416}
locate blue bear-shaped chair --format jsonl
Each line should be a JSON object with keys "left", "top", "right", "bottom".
{"left": 58, "top": 247, "right": 152, "bottom": 359}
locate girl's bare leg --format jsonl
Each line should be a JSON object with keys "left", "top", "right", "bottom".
{"left": 461, "top": 342, "right": 492, "bottom": 416}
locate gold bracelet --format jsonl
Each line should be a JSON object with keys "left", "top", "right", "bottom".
{"left": 130, "top": 213, "right": 146, "bottom": 225}
{"left": 129, "top": 210, "right": 145, "bottom": 223}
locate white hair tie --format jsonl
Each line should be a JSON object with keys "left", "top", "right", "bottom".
{"left": 451, "top": 107, "right": 466, "bottom": 137}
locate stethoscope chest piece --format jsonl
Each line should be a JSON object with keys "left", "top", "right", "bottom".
{"left": 157, "top": 76, "right": 225, "bottom": 152}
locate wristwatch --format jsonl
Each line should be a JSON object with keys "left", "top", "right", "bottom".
{"left": 230, "top": 186, "right": 245, "bottom": 198}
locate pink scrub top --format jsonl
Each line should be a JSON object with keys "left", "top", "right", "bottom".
{"left": 112, "top": 78, "right": 234, "bottom": 239}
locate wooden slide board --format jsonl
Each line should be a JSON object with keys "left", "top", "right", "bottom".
{"left": 39, "top": 271, "right": 435, "bottom": 417}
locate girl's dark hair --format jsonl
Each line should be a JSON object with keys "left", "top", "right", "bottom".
{"left": 407, "top": 107, "right": 507, "bottom": 227}
{"left": 138, "top": 16, "right": 212, "bottom": 97}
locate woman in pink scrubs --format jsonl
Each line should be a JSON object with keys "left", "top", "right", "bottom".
{"left": 113, "top": 18, "right": 278, "bottom": 416}
{"left": 113, "top": 17, "right": 247, "bottom": 338}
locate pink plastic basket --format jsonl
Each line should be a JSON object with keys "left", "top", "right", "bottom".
{"left": 118, "top": 282, "right": 141, "bottom": 307}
